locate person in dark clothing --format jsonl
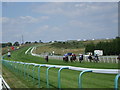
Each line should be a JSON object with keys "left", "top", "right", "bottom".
{"left": 79, "top": 54, "right": 83, "bottom": 63}
{"left": 117, "top": 54, "right": 120, "bottom": 62}
{"left": 88, "top": 54, "right": 93, "bottom": 62}
{"left": 63, "top": 54, "right": 69, "bottom": 62}
{"left": 45, "top": 55, "right": 48, "bottom": 62}
{"left": 94, "top": 54, "right": 99, "bottom": 63}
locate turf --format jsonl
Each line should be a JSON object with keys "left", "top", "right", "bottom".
{"left": 4, "top": 46, "right": 118, "bottom": 69}
{"left": 2, "top": 66, "right": 31, "bottom": 88}
{"left": 3, "top": 46, "right": 120, "bottom": 88}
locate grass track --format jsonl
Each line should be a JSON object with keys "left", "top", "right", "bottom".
{"left": 3, "top": 46, "right": 120, "bottom": 88}
{"left": 2, "top": 66, "right": 32, "bottom": 88}
{"left": 4, "top": 46, "right": 118, "bottom": 69}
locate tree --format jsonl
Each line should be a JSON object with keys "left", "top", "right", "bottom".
{"left": 7, "top": 42, "right": 12, "bottom": 46}
{"left": 39, "top": 40, "right": 43, "bottom": 43}
{"left": 13, "top": 42, "right": 19, "bottom": 46}
{"left": 85, "top": 38, "right": 120, "bottom": 55}
{"left": 2, "top": 43, "right": 7, "bottom": 47}
{"left": 34, "top": 41, "right": 38, "bottom": 43}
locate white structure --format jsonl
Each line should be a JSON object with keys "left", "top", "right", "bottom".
{"left": 94, "top": 50, "right": 103, "bottom": 56}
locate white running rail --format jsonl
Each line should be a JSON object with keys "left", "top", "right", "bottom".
{"left": 0, "top": 75, "right": 11, "bottom": 90}
{"left": 30, "top": 47, "right": 118, "bottom": 63}
{"left": 3, "top": 59, "right": 119, "bottom": 74}
{"left": 25, "top": 47, "right": 32, "bottom": 54}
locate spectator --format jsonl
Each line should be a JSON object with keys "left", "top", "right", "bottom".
{"left": 94, "top": 54, "right": 99, "bottom": 63}
{"left": 79, "top": 54, "right": 83, "bottom": 63}
{"left": 45, "top": 55, "right": 48, "bottom": 62}
{"left": 117, "top": 54, "right": 120, "bottom": 62}
{"left": 8, "top": 51, "right": 11, "bottom": 57}
{"left": 88, "top": 54, "right": 93, "bottom": 62}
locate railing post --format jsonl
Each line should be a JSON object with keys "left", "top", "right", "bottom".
{"left": 58, "top": 67, "right": 69, "bottom": 88}
{"left": 16, "top": 62, "right": 18, "bottom": 74}
{"left": 27, "top": 64, "right": 30, "bottom": 80}
{"left": 13, "top": 62, "right": 16, "bottom": 72}
{"left": 38, "top": 65, "right": 45, "bottom": 88}
{"left": 16, "top": 62, "right": 20, "bottom": 75}
{"left": 78, "top": 70, "right": 92, "bottom": 88}
{"left": 17, "top": 62, "right": 20, "bottom": 74}
{"left": 24, "top": 63, "right": 27, "bottom": 78}
{"left": 10, "top": 62, "right": 13, "bottom": 71}
{"left": 114, "top": 74, "right": 120, "bottom": 90}
{"left": 46, "top": 66, "right": 55, "bottom": 88}
{"left": 32, "top": 64, "right": 39, "bottom": 85}
{"left": 20, "top": 63, "right": 24, "bottom": 75}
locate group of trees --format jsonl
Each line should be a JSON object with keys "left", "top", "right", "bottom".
{"left": 2, "top": 42, "right": 20, "bottom": 47}
{"left": 2, "top": 40, "right": 43, "bottom": 48}
{"left": 85, "top": 38, "right": 120, "bottom": 55}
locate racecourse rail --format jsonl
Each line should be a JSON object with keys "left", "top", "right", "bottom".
{"left": 0, "top": 75, "right": 11, "bottom": 90}
{"left": 2, "top": 46, "right": 120, "bottom": 89}
{"left": 2, "top": 59, "right": 120, "bottom": 89}
{"left": 30, "top": 47, "right": 119, "bottom": 63}
{"left": 28, "top": 47, "right": 119, "bottom": 74}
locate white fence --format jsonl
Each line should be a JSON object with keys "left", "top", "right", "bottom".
{"left": 30, "top": 47, "right": 118, "bottom": 63}
{"left": 0, "top": 75, "right": 11, "bottom": 90}
{"left": 2, "top": 59, "right": 119, "bottom": 74}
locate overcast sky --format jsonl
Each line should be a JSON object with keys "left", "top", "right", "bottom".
{"left": 2, "top": 2, "right": 118, "bottom": 43}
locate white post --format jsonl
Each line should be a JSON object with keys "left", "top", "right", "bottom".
{"left": 104, "top": 57, "right": 106, "bottom": 63}
{"left": 107, "top": 57, "right": 109, "bottom": 63}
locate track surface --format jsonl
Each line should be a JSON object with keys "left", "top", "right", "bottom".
{"left": 27, "top": 47, "right": 119, "bottom": 74}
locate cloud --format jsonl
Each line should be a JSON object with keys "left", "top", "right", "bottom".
{"left": 2, "top": 16, "right": 49, "bottom": 24}
{"left": 35, "top": 25, "right": 61, "bottom": 34}
{"left": 32, "top": 2, "right": 117, "bottom": 18}
{"left": 32, "top": 2, "right": 64, "bottom": 14}
{"left": 38, "top": 25, "right": 49, "bottom": 31}
{"left": 0, "top": 17, "right": 10, "bottom": 23}
{"left": 19, "top": 16, "right": 39, "bottom": 23}
{"left": 2, "top": 2, "right": 118, "bottom": 43}
{"left": 19, "top": 16, "right": 49, "bottom": 23}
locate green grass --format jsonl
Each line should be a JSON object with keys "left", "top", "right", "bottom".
{"left": 3, "top": 62, "right": 119, "bottom": 88}
{"left": 4, "top": 46, "right": 118, "bottom": 69}
{"left": 2, "top": 65, "right": 32, "bottom": 88}
{"left": 3, "top": 46, "right": 120, "bottom": 88}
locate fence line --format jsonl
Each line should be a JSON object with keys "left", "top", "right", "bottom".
{"left": 0, "top": 75, "right": 11, "bottom": 90}
{"left": 30, "top": 47, "right": 118, "bottom": 63}
{"left": 2, "top": 59, "right": 120, "bottom": 88}
{"left": 1, "top": 47, "right": 119, "bottom": 88}
{"left": 2, "top": 59, "right": 119, "bottom": 74}
{"left": 25, "top": 47, "right": 32, "bottom": 54}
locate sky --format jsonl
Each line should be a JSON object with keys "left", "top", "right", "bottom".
{"left": 1, "top": 2, "right": 118, "bottom": 43}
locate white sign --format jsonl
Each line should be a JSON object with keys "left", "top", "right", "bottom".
{"left": 53, "top": 51, "right": 54, "bottom": 54}
{"left": 94, "top": 50, "right": 103, "bottom": 56}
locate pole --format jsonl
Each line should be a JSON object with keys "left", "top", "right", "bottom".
{"left": 78, "top": 70, "right": 92, "bottom": 88}
{"left": 38, "top": 65, "right": 45, "bottom": 88}
{"left": 32, "top": 65, "right": 39, "bottom": 85}
{"left": 46, "top": 66, "right": 55, "bottom": 88}
{"left": 58, "top": 67, "right": 69, "bottom": 88}
{"left": 114, "top": 74, "right": 120, "bottom": 90}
